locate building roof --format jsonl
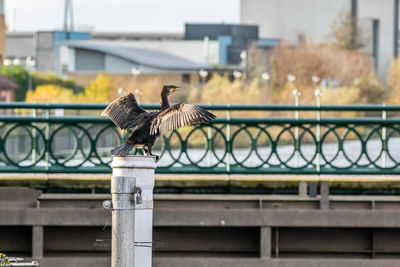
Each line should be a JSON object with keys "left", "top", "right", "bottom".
{"left": 5, "top": 31, "right": 183, "bottom": 60}
{"left": 62, "top": 40, "right": 208, "bottom": 71}
{"left": 0, "top": 75, "right": 20, "bottom": 90}
{"left": 91, "top": 32, "right": 183, "bottom": 41}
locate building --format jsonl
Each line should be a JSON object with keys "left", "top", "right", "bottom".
{"left": 36, "top": 31, "right": 91, "bottom": 72}
{"left": 57, "top": 40, "right": 209, "bottom": 86}
{"left": 185, "top": 23, "right": 259, "bottom": 65}
{"left": 5, "top": 31, "right": 185, "bottom": 71}
{"left": 240, "top": 0, "right": 400, "bottom": 78}
{"left": 5, "top": 23, "right": 278, "bottom": 87}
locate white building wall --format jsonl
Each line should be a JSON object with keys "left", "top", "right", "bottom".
{"left": 240, "top": 0, "right": 397, "bottom": 78}
{"left": 240, "top": 0, "right": 350, "bottom": 44}
{"left": 58, "top": 45, "right": 75, "bottom": 74}
{"left": 358, "top": 0, "right": 395, "bottom": 79}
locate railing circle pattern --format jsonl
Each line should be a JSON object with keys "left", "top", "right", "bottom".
{"left": 0, "top": 119, "right": 399, "bottom": 174}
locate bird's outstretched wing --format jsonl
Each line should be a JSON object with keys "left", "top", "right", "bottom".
{"left": 101, "top": 93, "right": 146, "bottom": 129}
{"left": 150, "top": 103, "right": 216, "bottom": 135}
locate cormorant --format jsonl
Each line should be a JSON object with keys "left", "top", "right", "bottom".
{"left": 101, "top": 85, "right": 216, "bottom": 158}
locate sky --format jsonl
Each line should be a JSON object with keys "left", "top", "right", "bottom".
{"left": 4, "top": 0, "right": 240, "bottom": 33}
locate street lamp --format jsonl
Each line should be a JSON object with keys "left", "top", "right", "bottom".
{"left": 3, "top": 59, "right": 11, "bottom": 66}
{"left": 240, "top": 50, "right": 247, "bottom": 66}
{"left": 287, "top": 73, "right": 296, "bottom": 83}
{"left": 25, "top": 57, "right": 36, "bottom": 91}
{"left": 313, "top": 75, "right": 323, "bottom": 107}
{"left": 312, "top": 74, "right": 320, "bottom": 84}
{"left": 261, "top": 72, "right": 270, "bottom": 81}
{"left": 240, "top": 50, "right": 247, "bottom": 86}
{"left": 118, "top": 87, "right": 126, "bottom": 97}
{"left": 12, "top": 58, "right": 21, "bottom": 66}
{"left": 198, "top": 69, "right": 208, "bottom": 87}
{"left": 233, "top": 70, "right": 242, "bottom": 80}
{"left": 134, "top": 88, "right": 143, "bottom": 104}
{"left": 131, "top": 67, "right": 141, "bottom": 89}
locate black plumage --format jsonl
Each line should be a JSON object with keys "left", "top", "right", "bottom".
{"left": 101, "top": 85, "right": 216, "bottom": 158}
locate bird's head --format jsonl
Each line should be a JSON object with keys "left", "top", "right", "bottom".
{"left": 162, "top": 85, "right": 184, "bottom": 96}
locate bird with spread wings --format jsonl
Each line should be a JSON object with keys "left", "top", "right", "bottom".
{"left": 101, "top": 85, "right": 216, "bottom": 159}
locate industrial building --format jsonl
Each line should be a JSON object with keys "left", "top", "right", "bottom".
{"left": 4, "top": 23, "right": 270, "bottom": 86}
{"left": 240, "top": 0, "right": 400, "bottom": 78}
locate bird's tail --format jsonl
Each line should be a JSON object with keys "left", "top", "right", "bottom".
{"left": 111, "top": 143, "right": 134, "bottom": 156}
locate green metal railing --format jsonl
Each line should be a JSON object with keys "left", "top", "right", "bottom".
{"left": 1, "top": 103, "right": 400, "bottom": 174}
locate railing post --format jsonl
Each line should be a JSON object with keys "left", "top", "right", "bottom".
{"left": 109, "top": 156, "right": 156, "bottom": 267}
{"left": 31, "top": 108, "right": 37, "bottom": 163}
{"left": 382, "top": 103, "right": 387, "bottom": 168}
{"left": 207, "top": 103, "right": 213, "bottom": 167}
{"left": 313, "top": 87, "right": 323, "bottom": 199}
{"left": 45, "top": 108, "right": 50, "bottom": 171}
{"left": 315, "top": 89, "right": 322, "bottom": 174}
{"left": 292, "top": 89, "right": 301, "bottom": 168}
{"left": 226, "top": 107, "right": 231, "bottom": 173}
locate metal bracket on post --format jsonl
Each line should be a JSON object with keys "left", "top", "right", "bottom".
{"left": 132, "top": 186, "right": 142, "bottom": 205}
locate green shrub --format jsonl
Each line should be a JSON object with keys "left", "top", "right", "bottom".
{"left": 0, "top": 66, "right": 82, "bottom": 101}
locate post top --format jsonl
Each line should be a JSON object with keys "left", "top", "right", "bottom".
{"left": 111, "top": 155, "right": 157, "bottom": 169}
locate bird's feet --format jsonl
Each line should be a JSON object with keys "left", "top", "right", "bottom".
{"left": 148, "top": 154, "right": 159, "bottom": 161}
{"left": 145, "top": 152, "right": 159, "bottom": 161}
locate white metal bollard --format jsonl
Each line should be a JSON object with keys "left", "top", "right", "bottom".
{"left": 110, "top": 155, "right": 157, "bottom": 267}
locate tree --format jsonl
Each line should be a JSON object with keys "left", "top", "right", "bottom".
{"left": 388, "top": 57, "right": 400, "bottom": 104}
{"left": 329, "top": 11, "right": 364, "bottom": 50}
{"left": 0, "top": 65, "right": 82, "bottom": 101}
{"left": 25, "top": 85, "right": 76, "bottom": 103}
{"left": 76, "top": 72, "right": 114, "bottom": 103}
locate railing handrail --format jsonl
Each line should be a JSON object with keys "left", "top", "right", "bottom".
{"left": 1, "top": 116, "right": 400, "bottom": 125}
{"left": 1, "top": 102, "right": 400, "bottom": 111}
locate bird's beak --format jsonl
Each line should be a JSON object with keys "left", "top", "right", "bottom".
{"left": 173, "top": 87, "right": 184, "bottom": 92}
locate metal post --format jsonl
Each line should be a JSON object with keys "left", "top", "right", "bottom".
{"left": 45, "top": 108, "right": 50, "bottom": 171}
{"left": 382, "top": 103, "right": 387, "bottom": 168}
{"left": 292, "top": 89, "right": 301, "bottom": 168}
{"left": 316, "top": 91, "right": 322, "bottom": 173}
{"left": 207, "top": 125, "right": 212, "bottom": 166}
{"left": 207, "top": 104, "right": 212, "bottom": 167}
{"left": 314, "top": 88, "right": 323, "bottom": 198}
{"left": 226, "top": 108, "right": 231, "bottom": 173}
{"left": 109, "top": 156, "right": 156, "bottom": 267}
{"left": 31, "top": 108, "right": 37, "bottom": 163}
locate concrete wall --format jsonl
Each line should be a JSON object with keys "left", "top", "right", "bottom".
{"left": 4, "top": 187, "right": 400, "bottom": 267}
